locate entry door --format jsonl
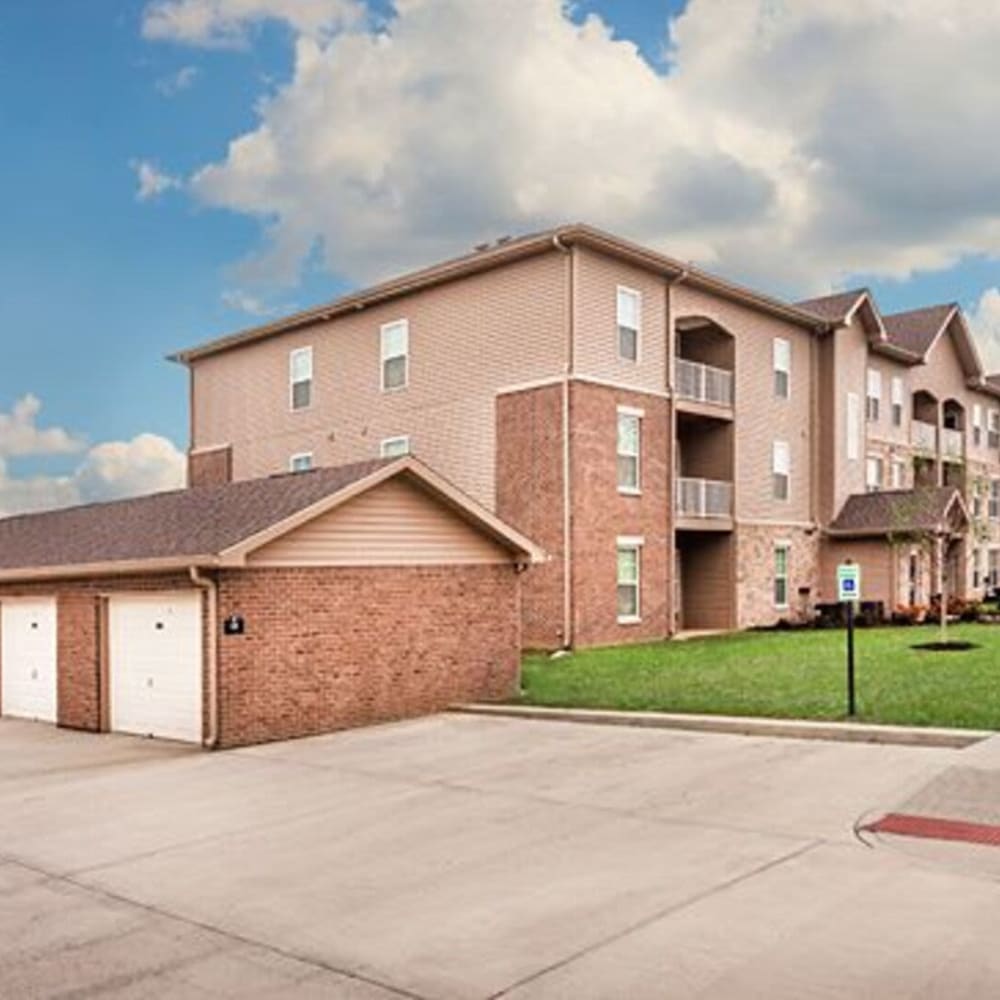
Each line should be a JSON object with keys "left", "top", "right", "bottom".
{"left": 109, "top": 593, "right": 203, "bottom": 743}
{"left": 1, "top": 599, "right": 58, "bottom": 722}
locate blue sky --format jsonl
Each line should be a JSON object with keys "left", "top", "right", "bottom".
{"left": 1, "top": 0, "right": 999, "bottom": 511}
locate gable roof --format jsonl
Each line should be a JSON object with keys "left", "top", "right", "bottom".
{"left": 828, "top": 487, "right": 967, "bottom": 538}
{"left": 170, "top": 224, "right": 830, "bottom": 364}
{"left": 881, "top": 304, "right": 958, "bottom": 358}
{"left": 0, "top": 457, "right": 544, "bottom": 581}
{"left": 795, "top": 289, "right": 870, "bottom": 323}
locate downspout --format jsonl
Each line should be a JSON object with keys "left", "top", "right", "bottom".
{"left": 189, "top": 566, "right": 219, "bottom": 749}
{"left": 552, "top": 233, "right": 574, "bottom": 648}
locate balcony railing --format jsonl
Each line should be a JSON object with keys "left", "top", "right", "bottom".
{"left": 941, "top": 427, "right": 964, "bottom": 460}
{"left": 911, "top": 419, "right": 937, "bottom": 453}
{"left": 675, "top": 358, "right": 734, "bottom": 408}
{"left": 676, "top": 477, "right": 733, "bottom": 519}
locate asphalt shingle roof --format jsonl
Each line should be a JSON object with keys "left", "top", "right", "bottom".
{"left": 829, "top": 487, "right": 963, "bottom": 536}
{"left": 795, "top": 289, "right": 868, "bottom": 323}
{"left": 881, "top": 304, "right": 956, "bottom": 358}
{"left": 0, "top": 459, "right": 394, "bottom": 573}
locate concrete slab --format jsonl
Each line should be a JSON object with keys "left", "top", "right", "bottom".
{"left": 2, "top": 714, "right": 999, "bottom": 998}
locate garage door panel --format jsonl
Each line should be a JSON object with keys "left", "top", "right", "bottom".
{"left": 1, "top": 599, "right": 58, "bottom": 723}
{"left": 110, "top": 594, "right": 202, "bottom": 744}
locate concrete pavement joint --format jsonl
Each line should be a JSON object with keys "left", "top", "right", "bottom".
{"left": 0, "top": 855, "right": 429, "bottom": 1000}
{"left": 486, "top": 838, "right": 826, "bottom": 999}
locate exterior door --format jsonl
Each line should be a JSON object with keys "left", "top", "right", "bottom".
{"left": 109, "top": 593, "right": 203, "bottom": 743}
{"left": 1, "top": 598, "right": 58, "bottom": 722}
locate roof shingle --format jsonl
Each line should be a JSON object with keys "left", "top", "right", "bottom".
{"left": 881, "top": 304, "right": 956, "bottom": 358}
{"left": 0, "top": 459, "right": 394, "bottom": 573}
{"left": 829, "top": 488, "right": 964, "bottom": 536}
{"left": 795, "top": 289, "right": 868, "bottom": 323}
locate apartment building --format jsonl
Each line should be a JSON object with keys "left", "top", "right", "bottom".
{"left": 173, "top": 224, "right": 1000, "bottom": 649}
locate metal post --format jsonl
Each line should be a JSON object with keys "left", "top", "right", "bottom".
{"left": 846, "top": 600, "right": 856, "bottom": 718}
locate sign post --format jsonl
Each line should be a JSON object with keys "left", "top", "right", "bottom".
{"left": 836, "top": 561, "right": 861, "bottom": 718}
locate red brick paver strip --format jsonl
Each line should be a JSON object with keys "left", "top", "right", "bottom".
{"left": 863, "top": 813, "right": 1000, "bottom": 847}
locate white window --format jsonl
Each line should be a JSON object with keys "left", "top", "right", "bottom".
{"left": 991, "top": 479, "right": 1000, "bottom": 521}
{"left": 866, "top": 455, "right": 884, "bottom": 492}
{"left": 616, "top": 287, "right": 640, "bottom": 362}
{"left": 773, "top": 338, "right": 790, "bottom": 399}
{"left": 974, "top": 547, "right": 985, "bottom": 590}
{"left": 989, "top": 410, "right": 1000, "bottom": 449}
{"left": 990, "top": 549, "right": 1000, "bottom": 589}
{"left": 972, "top": 483, "right": 983, "bottom": 520}
{"left": 846, "top": 392, "right": 861, "bottom": 461}
{"left": 616, "top": 407, "right": 642, "bottom": 494}
{"left": 380, "top": 320, "right": 409, "bottom": 391}
{"left": 891, "top": 376, "right": 904, "bottom": 428}
{"left": 774, "top": 544, "right": 790, "bottom": 609}
{"left": 380, "top": 436, "right": 410, "bottom": 458}
{"left": 616, "top": 538, "right": 643, "bottom": 623}
{"left": 866, "top": 369, "right": 882, "bottom": 423}
{"left": 289, "top": 452, "right": 313, "bottom": 473}
{"left": 289, "top": 347, "right": 313, "bottom": 411}
{"left": 973, "top": 404, "right": 983, "bottom": 447}
{"left": 891, "top": 459, "right": 906, "bottom": 489}
{"left": 772, "top": 440, "right": 790, "bottom": 501}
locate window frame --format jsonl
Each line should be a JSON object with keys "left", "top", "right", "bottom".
{"left": 891, "top": 458, "right": 906, "bottom": 490}
{"left": 890, "top": 376, "right": 904, "bottom": 428}
{"left": 973, "top": 404, "right": 983, "bottom": 448}
{"left": 773, "top": 337, "right": 791, "bottom": 400}
{"left": 866, "top": 368, "right": 882, "bottom": 423}
{"left": 616, "top": 286, "right": 641, "bottom": 363}
{"left": 289, "top": 452, "right": 314, "bottom": 473}
{"left": 845, "top": 392, "right": 861, "bottom": 461}
{"left": 990, "top": 479, "right": 1000, "bottom": 521}
{"left": 616, "top": 406, "right": 643, "bottom": 495}
{"left": 773, "top": 543, "right": 791, "bottom": 610}
{"left": 289, "top": 346, "right": 314, "bottom": 412}
{"left": 865, "top": 454, "right": 884, "bottom": 492}
{"left": 380, "top": 319, "right": 409, "bottom": 392}
{"left": 379, "top": 435, "right": 411, "bottom": 459}
{"left": 616, "top": 536, "right": 643, "bottom": 624}
{"left": 989, "top": 410, "right": 1000, "bottom": 450}
{"left": 772, "top": 439, "right": 790, "bottom": 502}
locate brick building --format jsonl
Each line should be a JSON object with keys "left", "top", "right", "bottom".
{"left": 172, "top": 224, "right": 1000, "bottom": 646}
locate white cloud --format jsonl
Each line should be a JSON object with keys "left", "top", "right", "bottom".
{"left": 155, "top": 64, "right": 200, "bottom": 95}
{"left": 967, "top": 288, "right": 1000, "bottom": 373}
{"left": 146, "top": 0, "right": 1000, "bottom": 310}
{"left": 0, "top": 397, "right": 186, "bottom": 517}
{"left": 221, "top": 288, "right": 276, "bottom": 316}
{"left": 142, "top": 0, "right": 362, "bottom": 48}
{"left": 131, "top": 159, "right": 182, "bottom": 201}
{"left": 0, "top": 395, "right": 85, "bottom": 458}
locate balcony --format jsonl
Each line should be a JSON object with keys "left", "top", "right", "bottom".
{"left": 941, "top": 427, "right": 964, "bottom": 461}
{"left": 675, "top": 358, "right": 734, "bottom": 409}
{"left": 676, "top": 477, "right": 733, "bottom": 519}
{"left": 911, "top": 419, "right": 937, "bottom": 453}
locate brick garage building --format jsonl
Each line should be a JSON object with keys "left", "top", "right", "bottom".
{"left": 0, "top": 457, "right": 542, "bottom": 748}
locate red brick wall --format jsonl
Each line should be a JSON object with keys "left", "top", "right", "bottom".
{"left": 569, "top": 381, "right": 672, "bottom": 648}
{"left": 496, "top": 378, "right": 672, "bottom": 650}
{"left": 188, "top": 445, "right": 233, "bottom": 488}
{"left": 215, "top": 564, "right": 521, "bottom": 748}
{"left": 0, "top": 574, "right": 202, "bottom": 733}
{"left": 496, "top": 382, "right": 566, "bottom": 649}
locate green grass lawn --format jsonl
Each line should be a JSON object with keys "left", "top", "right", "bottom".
{"left": 520, "top": 624, "right": 1000, "bottom": 730}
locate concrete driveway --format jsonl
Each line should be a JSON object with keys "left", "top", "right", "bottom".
{"left": 2, "top": 714, "right": 1000, "bottom": 999}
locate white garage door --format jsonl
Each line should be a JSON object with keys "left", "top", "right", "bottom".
{"left": 1, "top": 598, "right": 58, "bottom": 722}
{"left": 109, "top": 593, "right": 203, "bottom": 743}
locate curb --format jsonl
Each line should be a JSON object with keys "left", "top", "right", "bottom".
{"left": 450, "top": 704, "right": 991, "bottom": 749}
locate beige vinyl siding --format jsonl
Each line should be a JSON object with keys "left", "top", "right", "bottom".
{"left": 572, "top": 247, "right": 668, "bottom": 391}
{"left": 247, "top": 477, "right": 511, "bottom": 567}
{"left": 672, "top": 283, "right": 814, "bottom": 523}
{"left": 191, "top": 250, "right": 569, "bottom": 508}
